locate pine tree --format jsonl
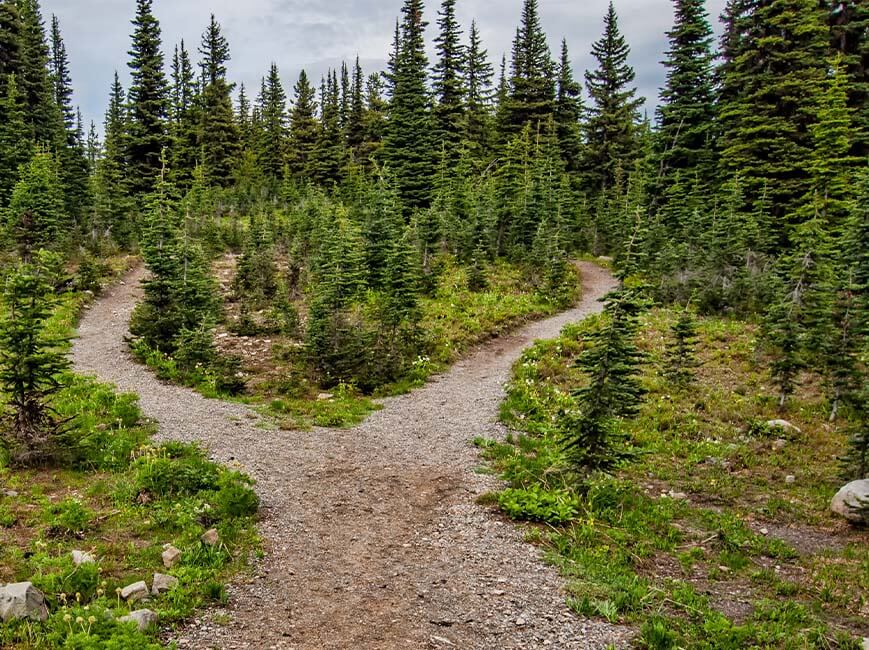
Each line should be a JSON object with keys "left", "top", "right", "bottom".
{"left": 554, "top": 39, "right": 583, "bottom": 173}
{"left": 339, "top": 60, "right": 351, "bottom": 130}
{"left": 5, "top": 150, "right": 65, "bottom": 260}
{"left": 198, "top": 14, "right": 239, "bottom": 186}
{"left": 346, "top": 57, "right": 366, "bottom": 155}
{"left": 361, "top": 73, "right": 387, "bottom": 163}
{"left": 562, "top": 276, "right": 648, "bottom": 476}
{"left": 311, "top": 70, "right": 344, "bottom": 185}
{"left": 464, "top": 21, "right": 494, "bottom": 159}
{"left": 383, "top": 0, "right": 434, "bottom": 211}
{"left": 0, "top": 261, "right": 70, "bottom": 466}
{"left": 0, "top": 0, "right": 22, "bottom": 87}
{"left": 126, "top": 0, "right": 169, "bottom": 195}
{"left": 583, "top": 2, "right": 643, "bottom": 193}
{"left": 656, "top": 0, "right": 715, "bottom": 192}
{"left": 168, "top": 41, "right": 197, "bottom": 188}
{"left": 0, "top": 73, "right": 32, "bottom": 204}
{"left": 503, "top": 0, "right": 555, "bottom": 136}
{"left": 258, "top": 63, "right": 288, "bottom": 182}
{"left": 664, "top": 306, "right": 700, "bottom": 386}
{"left": 48, "top": 14, "right": 72, "bottom": 131}
{"left": 17, "top": 0, "right": 60, "bottom": 146}
{"left": 718, "top": 0, "right": 828, "bottom": 235}
{"left": 432, "top": 0, "right": 465, "bottom": 162}
{"left": 288, "top": 69, "right": 319, "bottom": 180}
{"left": 829, "top": 0, "right": 868, "bottom": 159}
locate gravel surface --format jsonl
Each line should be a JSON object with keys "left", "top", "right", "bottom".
{"left": 72, "top": 262, "right": 630, "bottom": 649}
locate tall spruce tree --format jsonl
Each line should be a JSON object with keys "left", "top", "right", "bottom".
{"left": 503, "top": 0, "right": 556, "bottom": 136}
{"left": 465, "top": 21, "right": 494, "bottom": 159}
{"left": 432, "top": 0, "right": 465, "bottom": 161}
{"left": 0, "top": 0, "right": 22, "bottom": 87}
{"left": 0, "top": 73, "right": 31, "bottom": 204}
{"left": 383, "top": 0, "right": 434, "bottom": 211}
{"left": 554, "top": 39, "right": 583, "bottom": 173}
{"left": 126, "top": 0, "right": 169, "bottom": 195}
{"left": 656, "top": 0, "right": 715, "bottom": 191}
{"left": 829, "top": 0, "right": 868, "bottom": 159}
{"left": 346, "top": 57, "right": 366, "bottom": 155}
{"left": 311, "top": 70, "right": 344, "bottom": 185}
{"left": 5, "top": 150, "right": 65, "bottom": 260}
{"left": 288, "top": 69, "right": 318, "bottom": 180}
{"left": 583, "top": 2, "right": 643, "bottom": 193}
{"left": 17, "top": 0, "right": 60, "bottom": 146}
{"left": 168, "top": 40, "right": 197, "bottom": 188}
{"left": 258, "top": 63, "right": 288, "bottom": 182}
{"left": 48, "top": 14, "right": 72, "bottom": 131}
{"left": 198, "top": 14, "right": 239, "bottom": 186}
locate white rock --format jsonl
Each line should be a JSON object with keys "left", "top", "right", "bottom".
{"left": 201, "top": 528, "right": 220, "bottom": 546}
{"left": 71, "top": 550, "right": 95, "bottom": 566}
{"left": 152, "top": 573, "right": 179, "bottom": 595}
{"left": 772, "top": 439, "right": 787, "bottom": 450}
{"left": 668, "top": 491, "right": 689, "bottom": 501}
{"left": 1, "top": 489, "right": 18, "bottom": 498}
{"left": 162, "top": 545, "right": 182, "bottom": 568}
{"left": 0, "top": 582, "right": 48, "bottom": 622}
{"left": 830, "top": 479, "right": 869, "bottom": 524}
{"left": 785, "top": 475, "right": 796, "bottom": 484}
{"left": 120, "top": 581, "right": 150, "bottom": 602}
{"left": 861, "top": 637, "right": 868, "bottom": 650}
{"left": 317, "top": 392, "right": 334, "bottom": 401}
{"left": 766, "top": 419, "right": 801, "bottom": 434}
{"left": 119, "top": 608, "right": 158, "bottom": 631}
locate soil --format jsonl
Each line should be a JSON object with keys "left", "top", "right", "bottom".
{"left": 72, "top": 262, "right": 632, "bottom": 649}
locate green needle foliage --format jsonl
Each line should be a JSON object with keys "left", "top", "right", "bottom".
{"left": 664, "top": 305, "right": 700, "bottom": 387}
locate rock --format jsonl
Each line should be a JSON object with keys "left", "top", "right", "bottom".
{"left": 1, "top": 489, "right": 18, "bottom": 498}
{"left": 668, "top": 491, "right": 689, "bottom": 501}
{"left": 861, "top": 637, "right": 869, "bottom": 650}
{"left": 120, "top": 581, "right": 149, "bottom": 602}
{"left": 119, "top": 609, "right": 158, "bottom": 631}
{"left": 785, "top": 475, "right": 796, "bottom": 485}
{"left": 201, "top": 528, "right": 219, "bottom": 546}
{"left": 830, "top": 479, "right": 869, "bottom": 524}
{"left": 162, "top": 545, "right": 182, "bottom": 568}
{"left": 772, "top": 439, "right": 787, "bottom": 450}
{"left": 0, "top": 582, "right": 48, "bottom": 622}
{"left": 71, "top": 550, "right": 95, "bottom": 566}
{"left": 151, "top": 573, "right": 179, "bottom": 595}
{"left": 766, "top": 419, "right": 801, "bottom": 435}
{"left": 759, "top": 528, "right": 769, "bottom": 536}
{"left": 317, "top": 392, "right": 334, "bottom": 401}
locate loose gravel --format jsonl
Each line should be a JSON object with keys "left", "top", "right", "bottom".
{"left": 72, "top": 262, "right": 630, "bottom": 649}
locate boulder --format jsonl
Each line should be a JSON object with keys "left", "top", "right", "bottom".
{"left": 119, "top": 608, "right": 158, "bottom": 632}
{"left": 151, "top": 573, "right": 179, "bottom": 595}
{"left": 71, "top": 550, "right": 95, "bottom": 566}
{"left": 765, "top": 419, "right": 801, "bottom": 435}
{"left": 120, "top": 581, "right": 149, "bottom": 602}
{"left": 0, "top": 582, "right": 48, "bottom": 622}
{"left": 161, "top": 545, "right": 182, "bottom": 569}
{"left": 201, "top": 528, "right": 220, "bottom": 546}
{"left": 831, "top": 479, "right": 869, "bottom": 524}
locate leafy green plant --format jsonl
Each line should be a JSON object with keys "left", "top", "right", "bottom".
{"left": 498, "top": 485, "right": 579, "bottom": 524}
{"left": 45, "top": 498, "right": 92, "bottom": 537}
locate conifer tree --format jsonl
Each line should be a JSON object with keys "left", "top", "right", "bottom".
{"left": 554, "top": 39, "right": 582, "bottom": 173}
{"left": 718, "top": 0, "right": 828, "bottom": 233}
{"left": 48, "top": 14, "right": 72, "bottom": 131}
{"left": 5, "top": 150, "right": 65, "bottom": 259}
{"left": 656, "top": 0, "right": 715, "bottom": 191}
{"left": 126, "top": 0, "right": 169, "bottom": 195}
{"left": 346, "top": 57, "right": 366, "bottom": 154}
{"left": 0, "top": 73, "right": 32, "bottom": 204}
{"left": 383, "top": 0, "right": 434, "bottom": 211}
{"left": 0, "top": 0, "right": 22, "bottom": 87}
{"left": 17, "top": 0, "right": 60, "bottom": 146}
{"left": 432, "top": 0, "right": 465, "bottom": 162}
{"left": 0, "top": 261, "right": 70, "bottom": 466}
{"left": 198, "top": 14, "right": 239, "bottom": 186}
{"left": 258, "top": 63, "right": 288, "bottom": 181}
{"left": 583, "top": 2, "right": 643, "bottom": 193}
{"left": 339, "top": 61, "right": 350, "bottom": 130}
{"left": 311, "top": 70, "right": 344, "bottom": 185}
{"left": 465, "top": 21, "right": 494, "bottom": 159}
{"left": 503, "top": 0, "right": 556, "bottom": 136}
{"left": 664, "top": 306, "right": 700, "bottom": 386}
{"left": 288, "top": 69, "right": 318, "bottom": 179}
{"left": 829, "top": 0, "right": 868, "bottom": 158}
{"left": 361, "top": 73, "right": 387, "bottom": 163}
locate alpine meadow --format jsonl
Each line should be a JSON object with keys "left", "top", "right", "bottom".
{"left": 0, "top": 0, "right": 867, "bottom": 648}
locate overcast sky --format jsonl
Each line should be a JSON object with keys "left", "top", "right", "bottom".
{"left": 43, "top": 0, "right": 728, "bottom": 131}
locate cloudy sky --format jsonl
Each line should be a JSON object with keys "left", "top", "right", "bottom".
{"left": 43, "top": 0, "right": 728, "bottom": 130}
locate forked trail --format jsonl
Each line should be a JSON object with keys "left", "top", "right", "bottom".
{"left": 72, "top": 262, "right": 628, "bottom": 650}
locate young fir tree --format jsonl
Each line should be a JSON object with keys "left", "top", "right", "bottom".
{"left": 554, "top": 39, "right": 583, "bottom": 174}
{"left": 583, "top": 2, "right": 643, "bottom": 194}
{"left": 655, "top": 0, "right": 715, "bottom": 194}
{"left": 664, "top": 305, "right": 700, "bottom": 386}
{"left": 126, "top": 0, "right": 169, "bottom": 196}
{"left": 502, "top": 0, "right": 556, "bottom": 137}
{"left": 288, "top": 69, "right": 319, "bottom": 180}
{"left": 198, "top": 14, "right": 240, "bottom": 186}
{"left": 5, "top": 150, "right": 65, "bottom": 260}
{"left": 562, "top": 273, "right": 648, "bottom": 477}
{"left": 383, "top": 0, "right": 435, "bottom": 212}
{"left": 258, "top": 63, "right": 288, "bottom": 182}
{"left": 432, "top": 0, "right": 465, "bottom": 164}
{"left": 717, "top": 0, "right": 828, "bottom": 236}
{"left": 0, "top": 261, "right": 70, "bottom": 466}
{"left": 464, "top": 21, "right": 494, "bottom": 161}
{"left": 0, "top": 74, "right": 32, "bottom": 204}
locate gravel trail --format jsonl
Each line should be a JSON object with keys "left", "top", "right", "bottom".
{"left": 72, "top": 262, "right": 629, "bottom": 650}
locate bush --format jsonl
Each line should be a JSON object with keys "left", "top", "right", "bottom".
{"left": 498, "top": 485, "right": 580, "bottom": 525}
{"left": 44, "top": 498, "right": 93, "bottom": 537}
{"left": 133, "top": 447, "right": 221, "bottom": 499}
{"left": 208, "top": 471, "right": 259, "bottom": 520}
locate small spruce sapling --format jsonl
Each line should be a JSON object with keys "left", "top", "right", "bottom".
{"left": 664, "top": 305, "right": 700, "bottom": 387}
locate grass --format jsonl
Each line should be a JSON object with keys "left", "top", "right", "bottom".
{"left": 0, "top": 256, "right": 260, "bottom": 648}
{"left": 480, "top": 308, "right": 868, "bottom": 649}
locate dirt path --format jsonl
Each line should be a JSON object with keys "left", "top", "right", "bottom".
{"left": 72, "top": 262, "right": 628, "bottom": 650}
